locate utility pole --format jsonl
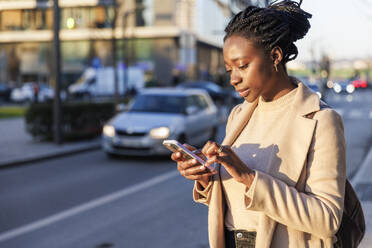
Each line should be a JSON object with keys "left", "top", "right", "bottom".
{"left": 112, "top": 0, "right": 119, "bottom": 109}
{"left": 122, "top": 12, "right": 130, "bottom": 97}
{"left": 53, "top": 0, "right": 62, "bottom": 144}
{"left": 121, "top": 4, "right": 145, "bottom": 98}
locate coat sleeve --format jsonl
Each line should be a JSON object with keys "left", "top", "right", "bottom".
{"left": 245, "top": 109, "right": 346, "bottom": 239}
{"left": 193, "top": 103, "right": 243, "bottom": 205}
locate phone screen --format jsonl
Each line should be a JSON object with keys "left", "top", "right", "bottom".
{"left": 164, "top": 143, "right": 195, "bottom": 161}
{"left": 163, "top": 140, "right": 206, "bottom": 165}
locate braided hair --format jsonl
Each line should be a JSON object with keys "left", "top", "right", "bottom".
{"left": 224, "top": 0, "right": 312, "bottom": 64}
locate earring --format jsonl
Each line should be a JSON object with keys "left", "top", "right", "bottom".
{"left": 274, "top": 63, "right": 278, "bottom": 72}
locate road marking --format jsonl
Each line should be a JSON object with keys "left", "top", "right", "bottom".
{"left": 0, "top": 170, "right": 179, "bottom": 243}
{"left": 369, "top": 110, "right": 372, "bottom": 120}
{"left": 349, "top": 109, "right": 363, "bottom": 119}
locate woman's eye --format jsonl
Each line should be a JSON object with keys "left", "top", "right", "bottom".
{"left": 225, "top": 69, "right": 232, "bottom": 74}
{"left": 239, "top": 64, "right": 249, "bottom": 70}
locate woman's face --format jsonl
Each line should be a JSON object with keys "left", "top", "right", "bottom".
{"left": 223, "top": 35, "right": 277, "bottom": 102}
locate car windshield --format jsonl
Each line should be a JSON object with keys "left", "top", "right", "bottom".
{"left": 180, "top": 82, "right": 221, "bottom": 92}
{"left": 129, "top": 94, "right": 186, "bottom": 114}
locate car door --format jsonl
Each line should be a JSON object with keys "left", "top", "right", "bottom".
{"left": 193, "top": 94, "right": 218, "bottom": 141}
{"left": 184, "top": 95, "right": 204, "bottom": 146}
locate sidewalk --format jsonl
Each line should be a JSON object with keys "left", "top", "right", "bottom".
{"left": 0, "top": 118, "right": 100, "bottom": 167}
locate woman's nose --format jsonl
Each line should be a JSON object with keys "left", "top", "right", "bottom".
{"left": 230, "top": 70, "right": 242, "bottom": 86}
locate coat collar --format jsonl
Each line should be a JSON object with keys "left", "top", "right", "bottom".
{"left": 222, "top": 80, "right": 320, "bottom": 147}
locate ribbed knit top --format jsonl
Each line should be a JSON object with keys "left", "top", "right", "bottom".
{"left": 221, "top": 86, "right": 298, "bottom": 232}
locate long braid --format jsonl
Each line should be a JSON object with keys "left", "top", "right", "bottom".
{"left": 224, "top": 0, "right": 312, "bottom": 64}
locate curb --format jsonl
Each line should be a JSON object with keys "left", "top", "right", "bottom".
{"left": 0, "top": 143, "right": 101, "bottom": 168}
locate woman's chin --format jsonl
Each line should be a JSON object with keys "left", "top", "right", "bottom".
{"left": 243, "top": 93, "right": 257, "bottom": 103}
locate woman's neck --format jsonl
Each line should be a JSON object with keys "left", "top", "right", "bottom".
{"left": 261, "top": 73, "right": 296, "bottom": 102}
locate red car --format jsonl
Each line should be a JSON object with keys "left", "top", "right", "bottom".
{"left": 351, "top": 79, "right": 368, "bottom": 88}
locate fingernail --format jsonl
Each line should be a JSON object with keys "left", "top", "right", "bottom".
{"left": 199, "top": 165, "right": 204, "bottom": 170}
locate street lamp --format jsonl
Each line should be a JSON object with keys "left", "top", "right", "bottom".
{"left": 53, "top": 0, "right": 62, "bottom": 144}
{"left": 121, "top": 4, "right": 146, "bottom": 98}
{"left": 111, "top": 0, "right": 119, "bottom": 110}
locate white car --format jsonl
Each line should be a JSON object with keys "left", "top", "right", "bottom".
{"left": 102, "top": 88, "right": 219, "bottom": 156}
{"left": 10, "top": 82, "right": 54, "bottom": 103}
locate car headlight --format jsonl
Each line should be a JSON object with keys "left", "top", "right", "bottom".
{"left": 149, "top": 127, "right": 170, "bottom": 139}
{"left": 346, "top": 84, "right": 355, "bottom": 93}
{"left": 333, "top": 83, "right": 342, "bottom": 93}
{"left": 103, "top": 125, "right": 115, "bottom": 137}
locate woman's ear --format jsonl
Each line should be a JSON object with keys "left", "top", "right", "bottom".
{"left": 270, "top": 46, "right": 283, "bottom": 65}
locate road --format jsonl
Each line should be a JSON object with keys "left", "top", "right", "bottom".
{"left": 0, "top": 89, "right": 371, "bottom": 248}
{"left": 0, "top": 152, "right": 210, "bottom": 248}
{"left": 323, "top": 89, "right": 372, "bottom": 178}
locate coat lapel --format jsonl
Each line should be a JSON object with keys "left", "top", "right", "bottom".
{"left": 222, "top": 98, "right": 259, "bottom": 146}
{"left": 208, "top": 164, "right": 226, "bottom": 248}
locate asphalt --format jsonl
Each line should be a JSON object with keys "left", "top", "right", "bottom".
{"left": 0, "top": 116, "right": 371, "bottom": 247}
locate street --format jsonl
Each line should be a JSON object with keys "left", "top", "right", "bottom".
{"left": 0, "top": 151, "right": 210, "bottom": 248}
{"left": 324, "top": 89, "right": 372, "bottom": 178}
{"left": 0, "top": 89, "right": 371, "bottom": 248}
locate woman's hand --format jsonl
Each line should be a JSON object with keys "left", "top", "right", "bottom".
{"left": 171, "top": 144, "right": 216, "bottom": 188}
{"left": 202, "top": 141, "right": 256, "bottom": 188}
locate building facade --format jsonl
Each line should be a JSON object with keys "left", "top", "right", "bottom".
{"left": 0, "top": 0, "right": 231, "bottom": 88}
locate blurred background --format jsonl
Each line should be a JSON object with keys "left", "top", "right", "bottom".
{"left": 0, "top": 0, "right": 371, "bottom": 247}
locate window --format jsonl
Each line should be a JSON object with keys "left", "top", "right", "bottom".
{"left": 1, "top": 10, "right": 22, "bottom": 31}
{"left": 193, "top": 95, "right": 209, "bottom": 110}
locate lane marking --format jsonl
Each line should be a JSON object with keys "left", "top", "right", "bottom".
{"left": 0, "top": 170, "right": 179, "bottom": 243}
{"left": 369, "top": 110, "right": 372, "bottom": 120}
{"left": 349, "top": 109, "right": 363, "bottom": 119}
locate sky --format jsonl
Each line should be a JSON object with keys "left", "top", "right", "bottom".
{"left": 294, "top": 0, "right": 372, "bottom": 62}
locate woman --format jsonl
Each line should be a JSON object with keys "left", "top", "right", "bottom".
{"left": 171, "top": 1, "right": 346, "bottom": 248}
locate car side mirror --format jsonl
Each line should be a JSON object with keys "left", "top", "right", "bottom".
{"left": 186, "top": 106, "right": 198, "bottom": 115}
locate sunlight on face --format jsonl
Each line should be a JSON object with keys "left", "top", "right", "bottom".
{"left": 223, "top": 35, "right": 277, "bottom": 102}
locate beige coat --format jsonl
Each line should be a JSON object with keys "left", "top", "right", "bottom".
{"left": 193, "top": 82, "right": 346, "bottom": 248}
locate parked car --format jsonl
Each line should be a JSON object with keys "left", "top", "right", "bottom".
{"left": 0, "top": 83, "right": 12, "bottom": 102}
{"left": 351, "top": 79, "right": 368, "bottom": 89}
{"left": 10, "top": 82, "right": 54, "bottom": 103}
{"left": 102, "top": 88, "right": 219, "bottom": 156}
{"left": 177, "top": 81, "right": 229, "bottom": 104}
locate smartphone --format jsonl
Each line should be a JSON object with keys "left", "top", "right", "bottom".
{"left": 163, "top": 139, "right": 216, "bottom": 172}
{"left": 163, "top": 140, "right": 206, "bottom": 164}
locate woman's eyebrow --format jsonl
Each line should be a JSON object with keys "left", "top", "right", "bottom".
{"left": 226, "top": 56, "right": 250, "bottom": 63}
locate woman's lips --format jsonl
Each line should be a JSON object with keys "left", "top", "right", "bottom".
{"left": 237, "top": 89, "right": 250, "bottom": 97}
